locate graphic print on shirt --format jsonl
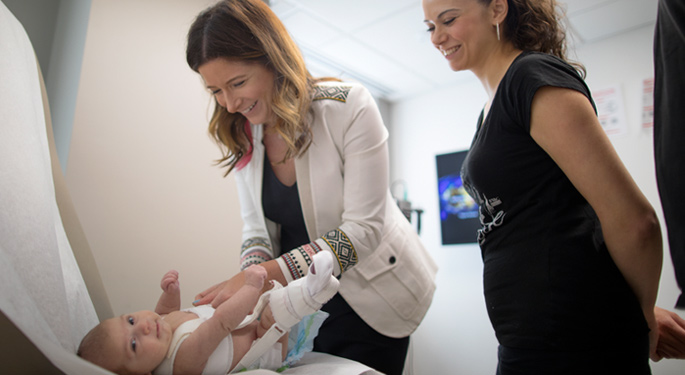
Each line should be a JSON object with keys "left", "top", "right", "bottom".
{"left": 476, "top": 194, "right": 506, "bottom": 244}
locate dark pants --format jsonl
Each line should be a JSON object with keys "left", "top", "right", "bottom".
{"left": 654, "top": 0, "right": 685, "bottom": 308}
{"left": 313, "top": 293, "right": 410, "bottom": 375}
{"left": 496, "top": 343, "right": 651, "bottom": 375}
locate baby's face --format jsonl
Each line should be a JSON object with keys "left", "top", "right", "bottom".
{"left": 101, "top": 310, "right": 172, "bottom": 374}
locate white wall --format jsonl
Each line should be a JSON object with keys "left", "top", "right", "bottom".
{"left": 67, "top": 0, "right": 244, "bottom": 316}
{"left": 390, "top": 23, "right": 685, "bottom": 375}
{"left": 391, "top": 74, "right": 497, "bottom": 374}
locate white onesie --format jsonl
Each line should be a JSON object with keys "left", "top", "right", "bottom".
{"left": 152, "top": 305, "right": 282, "bottom": 375}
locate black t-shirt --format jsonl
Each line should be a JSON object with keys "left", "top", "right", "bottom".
{"left": 461, "top": 51, "right": 647, "bottom": 350}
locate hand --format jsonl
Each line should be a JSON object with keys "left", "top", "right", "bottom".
{"left": 194, "top": 271, "right": 246, "bottom": 308}
{"left": 194, "top": 260, "right": 285, "bottom": 308}
{"left": 160, "top": 270, "right": 180, "bottom": 293}
{"left": 155, "top": 270, "right": 181, "bottom": 314}
{"left": 654, "top": 306, "right": 685, "bottom": 360}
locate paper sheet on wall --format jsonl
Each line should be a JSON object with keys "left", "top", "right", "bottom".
{"left": 592, "top": 85, "right": 628, "bottom": 137}
{"left": 642, "top": 78, "right": 654, "bottom": 128}
{"left": 0, "top": 2, "right": 106, "bottom": 373}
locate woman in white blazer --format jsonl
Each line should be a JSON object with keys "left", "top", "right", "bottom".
{"left": 186, "top": 1, "right": 437, "bottom": 374}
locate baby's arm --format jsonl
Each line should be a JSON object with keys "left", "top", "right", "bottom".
{"left": 172, "top": 266, "right": 267, "bottom": 374}
{"left": 155, "top": 270, "right": 181, "bottom": 315}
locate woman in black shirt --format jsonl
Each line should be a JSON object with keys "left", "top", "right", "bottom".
{"left": 422, "top": 0, "right": 663, "bottom": 373}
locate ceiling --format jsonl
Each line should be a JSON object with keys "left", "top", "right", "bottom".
{"left": 268, "top": 0, "right": 659, "bottom": 102}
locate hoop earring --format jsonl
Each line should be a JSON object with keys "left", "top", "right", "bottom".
{"left": 496, "top": 23, "right": 500, "bottom": 41}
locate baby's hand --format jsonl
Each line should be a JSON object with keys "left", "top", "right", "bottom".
{"left": 161, "top": 270, "right": 180, "bottom": 293}
{"left": 244, "top": 265, "right": 267, "bottom": 289}
{"left": 156, "top": 270, "right": 181, "bottom": 314}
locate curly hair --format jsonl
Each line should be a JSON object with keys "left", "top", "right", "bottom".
{"left": 481, "top": 0, "right": 586, "bottom": 77}
{"left": 186, "top": 0, "right": 328, "bottom": 175}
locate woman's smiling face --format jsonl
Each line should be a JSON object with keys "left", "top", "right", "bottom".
{"left": 199, "top": 58, "right": 277, "bottom": 126}
{"left": 422, "top": 0, "right": 495, "bottom": 72}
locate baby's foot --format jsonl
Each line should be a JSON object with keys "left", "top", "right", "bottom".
{"left": 244, "top": 264, "right": 267, "bottom": 290}
{"left": 306, "top": 251, "right": 335, "bottom": 300}
{"left": 268, "top": 252, "right": 339, "bottom": 328}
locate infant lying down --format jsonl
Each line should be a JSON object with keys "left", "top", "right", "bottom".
{"left": 78, "top": 252, "right": 339, "bottom": 375}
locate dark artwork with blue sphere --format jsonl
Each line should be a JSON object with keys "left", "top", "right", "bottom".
{"left": 436, "top": 151, "right": 481, "bottom": 244}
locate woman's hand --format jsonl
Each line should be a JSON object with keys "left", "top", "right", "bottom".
{"left": 193, "top": 271, "right": 246, "bottom": 308}
{"left": 194, "top": 259, "right": 286, "bottom": 308}
{"left": 653, "top": 306, "right": 685, "bottom": 360}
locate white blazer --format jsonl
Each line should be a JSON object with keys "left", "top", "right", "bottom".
{"left": 235, "top": 82, "right": 438, "bottom": 338}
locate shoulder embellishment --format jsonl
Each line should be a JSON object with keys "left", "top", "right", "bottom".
{"left": 313, "top": 85, "right": 352, "bottom": 102}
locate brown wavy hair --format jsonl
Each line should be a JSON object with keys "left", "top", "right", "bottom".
{"left": 482, "top": 0, "right": 586, "bottom": 77}
{"left": 187, "top": 0, "right": 326, "bottom": 175}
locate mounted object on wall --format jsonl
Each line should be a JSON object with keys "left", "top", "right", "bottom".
{"left": 435, "top": 151, "right": 480, "bottom": 245}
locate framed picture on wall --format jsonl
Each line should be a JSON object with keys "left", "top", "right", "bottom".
{"left": 436, "top": 150, "right": 481, "bottom": 245}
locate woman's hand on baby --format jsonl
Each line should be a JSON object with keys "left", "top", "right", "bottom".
{"left": 194, "top": 273, "right": 245, "bottom": 308}
{"left": 194, "top": 260, "right": 286, "bottom": 308}
{"left": 194, "top": 266, "right": 267, "bottom": 308}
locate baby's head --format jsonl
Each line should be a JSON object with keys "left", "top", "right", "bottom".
{"left": 78, "top": 310, "right": 172, "bottom": 375}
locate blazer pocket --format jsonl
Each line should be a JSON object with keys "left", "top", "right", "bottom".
{"left": 357, "top": 224, "right": 429, "bottom": 320}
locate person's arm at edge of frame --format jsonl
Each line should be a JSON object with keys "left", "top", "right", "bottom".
{"left": 529, "top": 86, "right": 663, "bottom": 359}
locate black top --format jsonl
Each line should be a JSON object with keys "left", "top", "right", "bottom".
{"left": 262, "top": 154, "right": 310, "bottom": 254}
{"left": 461, "top": 51, "right": 647, "bottom": 350}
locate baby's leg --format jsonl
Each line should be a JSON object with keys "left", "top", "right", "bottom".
{"left": 277, "top": 328, "right": 288, "bottom": 361}
{"left": 257, "top": 305, "right": 288, "bottom": 361}
{"left": 231, "top": 255, "right": 337, "bottom": 372}
{"left": 257, "top": 305, "right": 278, "bottom": 337}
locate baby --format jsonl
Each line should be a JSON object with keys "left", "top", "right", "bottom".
{"left": 78, "top": 252, "right": 339, "bottom": 375}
